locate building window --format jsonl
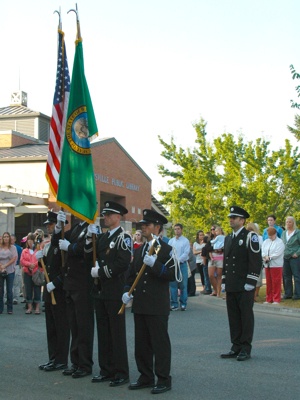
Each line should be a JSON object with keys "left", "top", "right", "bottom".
{"left": 138, "top": 208, "right": 141, "bottom": 215}
{"left": 132, "top": 206, "right": 135, "bottom": 213}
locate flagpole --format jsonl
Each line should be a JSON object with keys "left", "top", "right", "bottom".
{"left": 53, "top": 7, "right": 62, "bottom": 30}
{"left": 68, "top": 3, "right": 81, "bottom": 41}
{"left": 53, "top": 7, "right": 66, "bottom": 266}
{"left": 67, "top": 3, "right": 98, "bottom": 272}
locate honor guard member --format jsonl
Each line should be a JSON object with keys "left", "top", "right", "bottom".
{"left": 36, "top": 211, "right": 70, "bottom": 372}
{"left": 220, "top": 206, "right": 261, "bottom": 361}
{"left": 53, "top": 211, "right": 94, "bottom": 378}
{"left": 85, "top": 201, "right": 132, "bottom": 387}
{"left": 122, "top": 209, "right": 176, "bottom": 395}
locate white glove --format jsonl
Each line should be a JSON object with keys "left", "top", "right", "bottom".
{"left": 56, "top": 211, "right": 66, "bottom": 229}
{"left": 122, "top": 292, "right": 133, "bottom": 304}
{"left": 143, "top": 253, "right": 157, "bottom": 268}
{"left": 87, "top": 224, "right": 98, "bottom": 237}
{"left": 244, "top": 283, "right": 255, "bottom": 291}
{"left": 59, "top": 239, "right": 70, "bottom": 251}
{"left": 46, "top": 282, "right": 56, "bottom": 292}
{"left": 35, "top": 250, "right": 44, "bottom": 260}
{"left": 91, "top": 261, "right": 100, "bottom": 278}
{"left": 221, "top": 283, "right": 225, "bottom": 291}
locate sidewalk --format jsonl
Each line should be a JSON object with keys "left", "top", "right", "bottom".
{"left": 194, "top": 276, "right": 300, "bottom": 319}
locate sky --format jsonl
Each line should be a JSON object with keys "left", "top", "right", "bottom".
{"left": 1, "top": 0, "right": 300, "bottom": 197}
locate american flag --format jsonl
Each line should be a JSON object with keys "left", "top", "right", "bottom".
{"left": 46, "top": 29, "right": 70, "bottom": 197}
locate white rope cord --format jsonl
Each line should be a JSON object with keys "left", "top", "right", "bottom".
{"left": 246, "top": 232, "right": 261, "bottom": 253}
{"left": 172, "top": 246, "right": 183, "bottom": 283}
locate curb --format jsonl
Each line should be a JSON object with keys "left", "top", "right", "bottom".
{"left": 197, "top": 292, "right": 300, "bottom": 319}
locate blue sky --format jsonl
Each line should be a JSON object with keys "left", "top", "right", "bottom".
{"left": 1, "top": 0, "right": 300, "bottom": 195}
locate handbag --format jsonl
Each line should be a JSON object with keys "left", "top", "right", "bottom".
{"left": 32, "top": 269, "right": 45, "bottom": 286}
{"left": 0, "top": 270, "right": 8, "bottom": 278}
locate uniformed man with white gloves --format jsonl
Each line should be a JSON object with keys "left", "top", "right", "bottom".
{"left": 53, "top": 211, "right": 94, "bottom": 379}
{"left": 123, "top": 209, "right": 176, "bottom": 395}
{"left": 36, "top": 211, "right": 70, "bottom": 372}
{"left": 84, "top": 200, "right": 132, "bottom": 387}
{"left": 220, "top": 206, "right": 261, "bottom": 361}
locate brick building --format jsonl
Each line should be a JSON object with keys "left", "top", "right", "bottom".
{"left": 0, "top": 91, "right": 168, "bottom": 239}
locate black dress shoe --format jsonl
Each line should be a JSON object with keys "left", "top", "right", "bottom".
{"left": 38, "top": 361, "right": 54, "bottom": 370}
{"left": 220, "top": 350, "right": 239, "bottom": 359}
{"left": 151, "top": 384, "right": 171, "bottom": 394}
{"left": 62, "top": 366, "right": 77, "bottom": 376}
{"left": 72, "top": 369, "right": 92, "bottom": 379}
{"left": 237, "top": 351, "right": 251, "bottom": 361}
{"left": 128, "top": 380, "right": 154, "bottom": 390}
{"left": 91, "top": 375, "right": 112, "bottom": 383}
{"left": 44, "top": 363, "right": 68, "bottom": 372}
{"left": 109, "top": 377, "right": 129, "bottom": 387}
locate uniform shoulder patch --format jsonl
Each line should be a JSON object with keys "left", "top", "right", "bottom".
{"left": 251, "top": 234, "right": 259, "bottom": 243}
{"left": 124, "top": 237, "right": 132, "bottom": 248}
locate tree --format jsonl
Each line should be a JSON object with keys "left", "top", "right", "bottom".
{"left": 288, "top": 64, "right": 300, "bottom": 139}
{"left": 158, "top": 119, "right": 300, "bottom": 237}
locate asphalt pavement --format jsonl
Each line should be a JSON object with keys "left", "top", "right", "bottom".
{"left": 1, "top": 284, "right": 300, "bottom": 400}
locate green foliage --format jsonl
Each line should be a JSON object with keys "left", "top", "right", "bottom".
{"left": 289, "top": 64, "right": 300, "bottom": 110}
{"left": 158, "top": 119, "right": 300, "bottom": 240}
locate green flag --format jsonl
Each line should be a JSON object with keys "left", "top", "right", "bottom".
{"left": 57, "top": 38, "right": 98, "bottom": 223}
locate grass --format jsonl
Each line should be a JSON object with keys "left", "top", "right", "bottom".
{"left": 256, "top": 285, "right": 300, "bottom": 309}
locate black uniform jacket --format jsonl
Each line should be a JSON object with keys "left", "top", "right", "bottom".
{"left": 85, "top": 227, "right": 132, "bottom": 300}
{"left": 53, "top": 222, "right": 90, "bottom": 292}
{"left": 42, "top": 236, "right": 65, "bottom": 304}
{"left": 125, "top": 238, "right": 176, "bottom": 316}
{"left": 222, "top": 228, "right": 262, "bottom": 292}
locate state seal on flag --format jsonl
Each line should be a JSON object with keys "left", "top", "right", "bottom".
{"left": 66, "top": 106, "right": 91, "bottom": 155}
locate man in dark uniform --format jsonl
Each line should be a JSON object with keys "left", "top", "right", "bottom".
{"left": 85, "top": 201, "right": 132, "bottom": 387}
{"left": 36, "top": 211, "right": 70, "bottom": 371}
{"left": 53, "top": 211, "right": 94, "bottom": 378}
{"left": 220, "top": 206, "right": 261, "bottom": 361}
{"left": 122, "top": 209, "right": 176, "bottom": 394}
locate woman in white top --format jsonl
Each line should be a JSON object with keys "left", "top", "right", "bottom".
{"left": 262, "top": 227, "right": 285, "bottom": 304}
{"left": 209, "top": 226, "right": 225, "bottom": 297}
{"left": 193, "top": 230, "right": 205, "bottom": 289}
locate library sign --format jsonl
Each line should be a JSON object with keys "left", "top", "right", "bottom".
{"left": 94, "top": 173, "right": 140, "bottom": 192}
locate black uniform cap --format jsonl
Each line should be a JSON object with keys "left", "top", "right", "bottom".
{"left": 228, "top": 206, "right": 250, "bottom": 219}
{"left": 139, "top": 209, "right": 168, "bottom": 225}
{"left": 43, "top": 211, "right": 68, "bottom": 225}
{"left": 43, "top": 211, "right": 58, "bottom": 225}
{"left": 101, "top": 201, "right": 128, "bottom": 216}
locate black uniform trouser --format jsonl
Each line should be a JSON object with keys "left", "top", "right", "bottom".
{"left": 95, "top": 298, "right": 129, "bottom": 379}
{"left": 45, "top": 300, "right": 70, "bottom": 364}
{"left": 226, "top": 290, "right": 255, "bottom": 354}
{"left": 134, "top": 313, "right": 171, "bottom": 386}
{"left": 66, "top": 289, "right": 94, "bottom": 372}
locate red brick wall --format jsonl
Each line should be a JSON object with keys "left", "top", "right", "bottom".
{"left": 92, "top": 140, "right": 151, "bottom": 221}
{"left": 47, "top": 139, "right": 152, "bottom": 224}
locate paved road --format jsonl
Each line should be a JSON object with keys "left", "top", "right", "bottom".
{"left": 1, "top": 292, "right": 300, "bottom": 400}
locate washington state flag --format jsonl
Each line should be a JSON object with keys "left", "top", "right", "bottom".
{"left": 57, "top": 38, "right": 98, "bottom": 223}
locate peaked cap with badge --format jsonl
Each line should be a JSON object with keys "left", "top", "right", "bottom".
{"left": 139, "top": 209, "right": 168, "bottom": 225}
{"left": 228, "top": 206, "right": 250, "bottom": 219}
{"left": 101, "top": 201, "right": 128, "bottom": 216}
